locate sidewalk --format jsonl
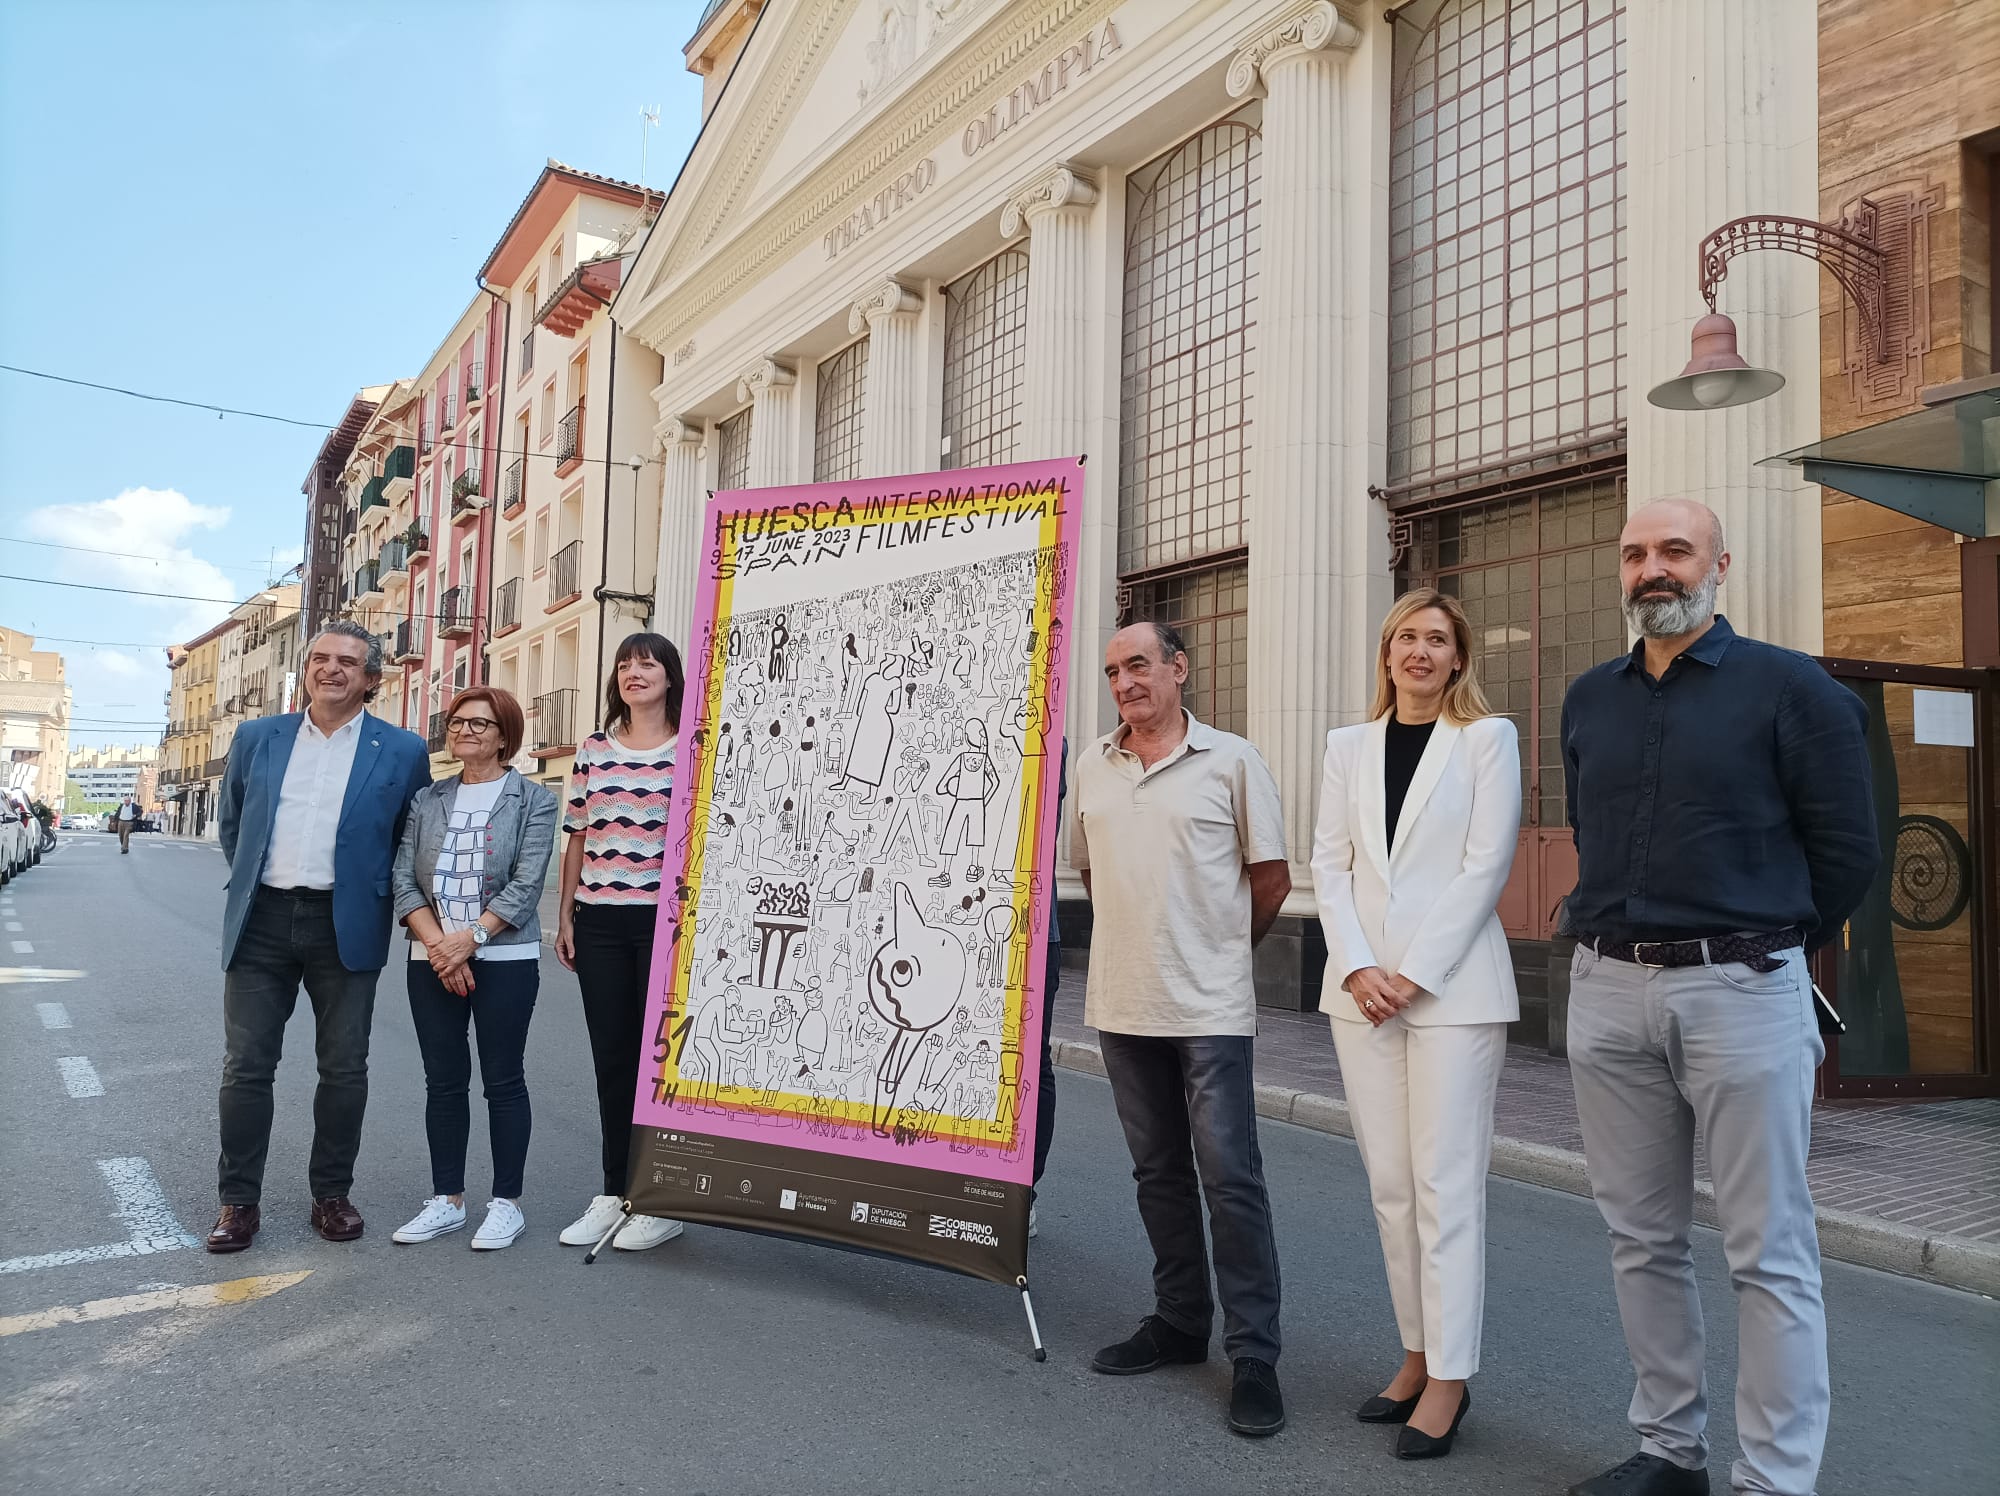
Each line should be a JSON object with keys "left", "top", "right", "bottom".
{"left": 1048, "top": 977, "right": 2000, "bottom": 1298}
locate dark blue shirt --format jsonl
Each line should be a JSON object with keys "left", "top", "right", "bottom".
{"left": 1560, "top": 616, "right": 1877, "bottom": 951}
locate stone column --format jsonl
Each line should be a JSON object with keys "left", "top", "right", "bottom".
{"left": 850, "top": 280, "right": 928, "bottom": 478}
{"left": 1628, "top": 0, "right": 1821, "bottom": 650}
{"left": 652, "top": 415, "right": 704, "bottom": 640}
{"left": 738, "top": 358, "right": 798, "bottom": 489}
{"left": 1002, "top": 162, "right": 1099, "bottom": 465}
{"left": 1229, "top": 0, "right": 1364, "bottom": 874}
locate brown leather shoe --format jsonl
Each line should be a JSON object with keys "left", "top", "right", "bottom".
{"left": 310, "top": 1196, "right": 364, "bottom": 1242}
{"left": 205, "top": 1204, "right": 261, "bottom": 1253}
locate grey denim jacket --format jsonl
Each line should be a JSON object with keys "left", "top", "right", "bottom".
{"left": 391, "top": 770, "right": 558, "bottom": 950}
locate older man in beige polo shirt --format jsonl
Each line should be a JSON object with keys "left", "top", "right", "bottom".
{"left": 1074, "top": 620, "right": 1292, "bottom": 1438}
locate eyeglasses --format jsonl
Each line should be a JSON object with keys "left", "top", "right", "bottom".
{"left": 447, "top": 716, "right": 499, "bottom": 736}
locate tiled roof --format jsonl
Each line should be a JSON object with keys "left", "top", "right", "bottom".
{"left": 478, "top": 159, "right": 663, "bottom": 283}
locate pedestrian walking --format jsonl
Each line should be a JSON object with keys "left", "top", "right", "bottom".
{"left": 1559, "top": 499, "right": 1877, "bottom": 1496}
{"left": 388, "top": 687, "right": 557, "bottom": 1252}
{"left": 113, "top": 793, "right": 140, "bottom": 853}
{"left": 1073, "top": 621, "right": 1291, "bottom": 1438}
{"left": 207, "top": 622, "right": 432, "bottom": 1252}
{"left": 1309, "top": 588, "right": 1521, "bottom": 1461}
{"left": 553, "top": 632, "right": 687, "bottom": 1252}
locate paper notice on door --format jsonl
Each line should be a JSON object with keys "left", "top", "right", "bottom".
{"left": 1912, "top": 689, "right": 1975, "bottom": 748}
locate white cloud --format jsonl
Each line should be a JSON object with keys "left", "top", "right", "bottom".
{"left": 26, "top": 487, "right": 238, "bottom": 639}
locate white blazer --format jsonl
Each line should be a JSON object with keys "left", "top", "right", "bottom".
{"left": 1311, "top": 714, "right": 1522, "bottom": 1026}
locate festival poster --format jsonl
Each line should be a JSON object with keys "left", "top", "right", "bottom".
{"left": 629, "top": 458, "right": 1082, "bottom": 1285}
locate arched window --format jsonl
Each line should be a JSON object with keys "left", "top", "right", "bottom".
{"left": 1118, "top": 104, "right": 1261, "bottom": 734}
{"left": 941, "top": 250, "right": 1029, "bottom": 470}
{"left": 813, "top": 338, "right": 868, "bottom": 482}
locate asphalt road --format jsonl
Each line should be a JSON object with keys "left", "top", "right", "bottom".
{"left": 3, "top": 831, "right": 1996, "bottom": 1496}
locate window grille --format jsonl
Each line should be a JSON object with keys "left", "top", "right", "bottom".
{"left": 1388, "top": 0, "right": 1628, "bottom": 487}
{"left": 1118, "top": 560, "right": 1250, "bottom": 738}
{"left": 717, "top": 407, "right": 753, "bottom": 491}
{"left": 941, "top": 250, "right": 1029, "bottom": 469}
{"left": 813, "top": 339, "right": 868, "bottom": 482}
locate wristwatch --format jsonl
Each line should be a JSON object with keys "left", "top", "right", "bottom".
{"left": 471, "top": 925, "right": 490, "bottom": 948}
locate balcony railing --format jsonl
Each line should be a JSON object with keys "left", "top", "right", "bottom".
{"left": 360, "top": 475, "right": 388, "bottom": 514}
{"left": 409, "top": 526, "right": 431, "bottom": 557}
{"left": 373, "top": 631, "right": 394, "bottom": 667}
{"left": 383, "top": 444, "right": 415, "bottom": 488}
{"left": 428, "top": 709, "right": 449, "bottom": 754}
{"left": 465, "top": 362, "right": 484, "bottom": 405}
{"left": 354, "top": 559, "right": 381, "bottom": 597}
{"left": 555, "top": 403, "right": 584, "bottom": 475}
{"left": 494, "top": 577, "right": 522, "bottom": 636}
{"left": 420, "top": 423, "right": 435, "bottom": 456}
{"left": 451, "top": 469, "right": 485, "bottom": 519}
{"left": 532, "top": 688, "right": 578, "bottom": 755}
{"left": 441, "top": 392, "right": 458, "bottom": 432}
{"left": 519, "top": 329, "right": 535, "bottom": 378}
{"left": 439, "top": 585, "right": 473, "bottom": 637}
{"left": 379, "top": 538, "right": 410, "bottom": 579}
{"left": 393, "top": 618, "right": 427, "bottom": 662}
{"left": 548, "top": 538, "right": 583, "bottom": 608}
{"left": 503, "top": 457, "right": 526, "bottom": 517}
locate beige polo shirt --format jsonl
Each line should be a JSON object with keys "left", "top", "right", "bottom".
{"left": 1072, "top": 711, "right": 1288, "bottom": 1037}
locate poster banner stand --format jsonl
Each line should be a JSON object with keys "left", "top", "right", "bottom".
{"left": 583, "top": 457, "right": 1084, "bottom": 1365}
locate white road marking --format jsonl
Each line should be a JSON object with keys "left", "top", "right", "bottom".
{"left": 57, "top": 1057, "right": 104, "bottom": 1098}
{"left": 0, "top": 1158, "right": 201, "bottom": 1275}
{"left": 36, "top": 1002, "right": 71, "bottom": 1030}
{"left": 0, "top": 968, "right": 87, "bottom": 985}
{"left": 10, "top": 940, "right": 33, "bottom": 954}
{"left": 4, "top": 920, "right": 22, "bottom": 931}
{"left": 0, "top": 1272, "right": 312, "bottom": 1339}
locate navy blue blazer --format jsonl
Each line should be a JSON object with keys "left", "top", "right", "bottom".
{"left": 217, "top": 710, "right": 432, "bottom": 972}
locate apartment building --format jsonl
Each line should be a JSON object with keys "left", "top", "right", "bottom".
{"left": 336, "top": 381, "right": 420, "bottom": 729}
{"left": 160, "top": 618, "right": 235, "bottom": 837}
{"left": 211, "top": 584, "right": 302, "bottom": 765}
{"left": 478, "top": 161, "right": 665, "bottom": 792}
{"left": 0, "top": 627, "right": 72, "bottom": 805}
{"left": 300, "top": 385, "right": 391, "bottom": 654}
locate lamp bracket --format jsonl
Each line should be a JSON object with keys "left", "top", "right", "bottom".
{"left": 1700, "top": 203, "right": 1889, "bottom": 362}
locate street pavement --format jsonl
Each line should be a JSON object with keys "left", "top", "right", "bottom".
{"left": 3, "top": 831, "right": 1996, "bottom": 1496}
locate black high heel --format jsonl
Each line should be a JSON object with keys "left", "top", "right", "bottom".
{"left": 1394, "top": 1387, "right": 1470, "bottom": 1460}
{"left": 1356, "top": 1389, "right": 1423, "bottom": 1424}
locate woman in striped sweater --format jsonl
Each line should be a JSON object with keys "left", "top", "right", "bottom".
{"left": 553, "top": 632, "right": 686, "bottom": 1252}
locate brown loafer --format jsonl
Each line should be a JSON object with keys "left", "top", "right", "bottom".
{"left": 205, "top": 1204, "right": 261, "bottom": 1254}
{"left": 310, "top": 1196, "right": 365, "bottom": 1242}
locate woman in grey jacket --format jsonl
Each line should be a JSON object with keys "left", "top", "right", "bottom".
{"left": 388, "top": 687, "right": 557, "bottom": 1250}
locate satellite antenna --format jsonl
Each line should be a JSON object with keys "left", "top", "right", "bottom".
{"left": 640, "top": 105, "right": 660, "bottom": 186}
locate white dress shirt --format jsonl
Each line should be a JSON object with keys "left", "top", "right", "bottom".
{"left": 261, "top": 711, "right": 365, "bottom": 890}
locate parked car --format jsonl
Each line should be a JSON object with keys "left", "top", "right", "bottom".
{"left": 1, "top": 789, "right": 34, "bottom": 881}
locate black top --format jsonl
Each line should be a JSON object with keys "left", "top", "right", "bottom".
{"left": 1559, "top": 615, "right": 1879, "bottom": 950}
{"left": 1383, "top": 715, "right": 1436, "bottom": 852}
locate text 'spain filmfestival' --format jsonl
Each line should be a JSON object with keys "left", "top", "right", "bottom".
{"left": 602, "top": 457, "right": 1082, "bottom": 1356}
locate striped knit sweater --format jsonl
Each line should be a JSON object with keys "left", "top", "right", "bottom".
{"left": 563, "top": 730, "right": 675, "bottom": 906}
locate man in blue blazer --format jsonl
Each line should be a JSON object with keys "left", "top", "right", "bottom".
{"left": 206, "top": 621, "right": 430, "bottom": 1253}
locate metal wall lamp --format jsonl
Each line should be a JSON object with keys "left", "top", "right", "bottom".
{"left": 1648, "top": 201, "right": 1895, "bottom": 411}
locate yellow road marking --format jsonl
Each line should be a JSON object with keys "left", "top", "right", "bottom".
{"left": 0, "top": 1270, "right": 310, "bottom": 1338}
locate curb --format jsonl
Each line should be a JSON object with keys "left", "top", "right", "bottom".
{"left": 1052, "top": 1038, "right": 2000, "bottom": 1300}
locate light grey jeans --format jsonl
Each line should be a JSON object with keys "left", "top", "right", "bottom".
{"left": 1568, "top": 943, "right": 1827, "bottom": 1496}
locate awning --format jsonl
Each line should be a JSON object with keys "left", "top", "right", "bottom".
{"left": 1763, "top": 375, "right": 2000, "bottom": 536}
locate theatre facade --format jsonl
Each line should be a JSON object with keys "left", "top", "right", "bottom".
{"left": 615, "top": 0, "right": 1838, "bottom": 1019}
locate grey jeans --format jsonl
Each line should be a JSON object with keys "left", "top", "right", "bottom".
{"left": 1568, "top": 943, "right": 1827, "bottom": 1496}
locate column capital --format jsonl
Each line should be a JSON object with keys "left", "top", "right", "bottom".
{"left": 847, "top": 279, "right": 924, "bottom": 336}
{"left": 655, "top": 414, "right": 703, "bottom": 451}
{"left": 736, "top": 358, "right": 796, "bottom": 404}
{"left": 1226, "top": 1, "right": 1361, "bottom": 99}
{"left": 999, "top": 162, "right": 1100, "bottom": 240}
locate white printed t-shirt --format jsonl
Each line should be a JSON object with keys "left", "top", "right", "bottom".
{"left": 411, "top": 778, "right": 537, "bottom": 963}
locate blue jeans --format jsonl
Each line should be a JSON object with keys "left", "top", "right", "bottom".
{"left": 406, "top": 958, "right": 539, "bottom": 1199}
{"left": 1098, "top": 1031, "right": 1282, "bottom": 1364}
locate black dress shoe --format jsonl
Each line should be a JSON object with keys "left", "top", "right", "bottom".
{"left": 1356, "top": 1389, "right": 1423, "bottom": 1424}
{"left": 1567, "top": 1452, "right": 1711, "bottom": 1495}
{"left": 1394, "top": 1387, "right": 1469, "bottom": 1460}
{"left": 1227, "top": 1357, "right": 1286, "bottom": 1437}
{"left": 1090, "top": 1315, "right": 1208, "bottom": 1375}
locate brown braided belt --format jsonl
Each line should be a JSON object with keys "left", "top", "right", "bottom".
{"left": 1588, "top": 928, "right": 1803, "bottom": 974}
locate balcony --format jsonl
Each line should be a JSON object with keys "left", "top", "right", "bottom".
{"left": 382, "top": 444, "right": 416, "bottom": 500}
{"left": 518, "top": 329, "right": 535, "bottom": 379}
{"left": 503, "top": 457, "right": 526, "bottom": 518}
{"left": 465, "top": 362, "right": 484, "bottom": 406}
{"left": 440, "top": 391, "right": 459, "bottom": 433}
{"left": 393, "top": 618, "right": 427, "bottom": 663}
{"left": 439, "top": 585, "right": 473, "bottom": 639}
{"left": 547, "top": 539, "right": 583, "bottom": 610}
{"left": 378, "top": 538, "right": 410, "bottom": 581}
{"left": 373, "top": 631, "right": 394, "bottom": 668}
{"left": 451, "top": 469, "right": 486, "bottom": 521}
{"left": 360, "top": 475, "right": 389, "bottom": 515}
{"left": 354, "top": 559, "right": 381, "bottom": 599}
{"left": 420, "top": 423, "right": 435, "bottom": 457}
{"left": 555, "top": 403, "right": 585, "bottom": 478}
{"left": 242, "top": 684, "right": 264, "bottom": 710}
{"left": 428, "top": 709, "right": 449, "bottom": 754}
{"left": 494, "top": 577, "right": 522, "bottom": 637}
{"left": 409, "top": 526, "right": 432, "bottom": 559}
{"left": 531, "top": 688, "right": 578, "bottom": 757}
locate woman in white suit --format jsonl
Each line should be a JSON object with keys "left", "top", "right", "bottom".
{"left": 1310, "top": 587, "right": 1521, "bottom": 1462}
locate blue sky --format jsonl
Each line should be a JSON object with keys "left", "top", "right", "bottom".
{"left": 0, "top": 0, "right": 705, "bottom": 744}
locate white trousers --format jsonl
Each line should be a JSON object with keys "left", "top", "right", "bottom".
{"left": 1330, "top": 1016, "right": 1507, "bottom": 1379}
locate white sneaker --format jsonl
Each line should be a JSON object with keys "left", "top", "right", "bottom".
{"left": 1029, "top": 1203, "right": 1039, "bottom": 1238}
{"left": 392, "top": 1195, "right": 466, "bottom": 1244}
{"left": 471, "top": 1199, "right": 526, "bottom": 1251}
{"left": 558, "top": 1194, "right": 627, "bottom": 1246}
{"left": 612, "top": 1214, "right": 685, "bottom": 1251}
